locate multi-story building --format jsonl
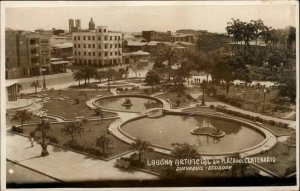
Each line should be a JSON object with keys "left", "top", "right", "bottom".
{"left": 5, "top": 29, "right": 51, "bottom": 79}
{"left": 142, "top": 30, "right": 171, "bottom": 42}
{"left": 72, "top": 18, "right": 123, "bottom": 67}
{"left": 69, "top": 19, "right": 81, "bottom": 33}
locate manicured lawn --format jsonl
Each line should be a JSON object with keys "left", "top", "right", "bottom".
{"left": 181, "top": 107, "right": 217, "bottom": 114}
{"left": 22, "top": 119, "right": 131, "bottom": 158}
{"left": 260, "top": 124, "right": 295, "bottom": 137}
{"left": 254, "top": 142, "right": 296, "bottom": 177}
{"left": 6, "top": 113, "right": 56, "bottom": 127}
{"left": 156, "top": 91, "right": 197, "bottom": 108}
{"left": 213, "top": 85, "right": 295, "bottom": 118}
{"left": 25, "top": 89, "right": 112, "bottom": 102}
{"left": 42, "top": 100, "right": 117, "bottom": 120}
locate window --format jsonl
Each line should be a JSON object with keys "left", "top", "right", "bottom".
{"left": 98, "top": 37, "right": 101, "bottom": 41}
{"left": 74, "top": 51, "right": 77, "bottom": 55}
{"left": 110, "top": 52, "right": 112, "bottom": 56}
{"left": 78, "top": 52, "right": 81, "bottom": 55}
{"left": 78, "top": 44, "right": 80, "bottom": 48}
{"left": 115, "top": 36, "right": 117, "bottom": 40}
{"left": 105, "top": 44, "right": 107, "bottom": 49}
{"left": 115, "top": 52, "right": 117, "bottom": 55}
{"left": 118, "top": 36, "right": 120, "bottom": 40}
{"left": 88, "top": 60, "right": 92, "bottom": 65}
{"left": 92, "top": 36, "right": 95, "bottom": 40}
{"left": 88, "top": 44, "right": 90, "bottom": 48}
{"left": 84, "top": 44, "right": 86, "bottom": 48}
{"left": 88, "top": 36, "right": 91, "bottom": 40}
{"left": 104, "top": 29, "right": 106, "bottom": 32}
{"left": 78, "top": 36, "right": 80, "bottom": 40}
{"left": 98, "top": 45, "right": 101, "bottom": 49}
{"left": 110, "top": 36, "right": 112, "bottom": 40}
{"left": 99, "top": 29, "right": 102, "bottom": 32}
{"left": 74, "top": 36, "right": 76, "bottom": 41}
{"left": 88, "top": 52, "right": 91, "bottom": 56}
{"left": 99, "top": 60, "right": 102, "bottom": 65}
{"left": 93, "top": 44, "right": 95, "bottom": 48}
{"left": 93, "top": 52, "right": 95, "bottom": 56}
{"left": 110, "top": 44, "right": 112, "bottom": 48}
{"left": 83, "top": 36, "right": 86, "bottom": 40}
{"left": 84, "top": 51, "right": 86, "bottom": 56}
{"left": 98, "top": 52, "right": 101, "bottom": 56}
{"left": 74, "top": 44, "right": 76, "bottom": 48}
{"left": 105, "top": 52, "right": 108, "bottom": 57}
{"left": 104, "top": 36, "right": 107, "bottom": 41}
{"left": 115, "top": 44, "right": 117, "bottom": 48}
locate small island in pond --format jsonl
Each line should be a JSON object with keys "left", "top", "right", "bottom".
{"left": 191, "top": 126, "right": 225, "bottom": 138}
{"left": 122, "top": 98, "right": 133, "bottom": 106}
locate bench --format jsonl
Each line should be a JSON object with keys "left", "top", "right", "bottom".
{"left": 115, "top": 159, "right": 130, "bottom": 169}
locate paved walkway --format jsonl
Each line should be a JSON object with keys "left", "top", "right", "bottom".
{"left": 190, "top": 102, "right": 296, "bottom": 129}
{"left": 6, "top": 132, "right": 158, "bottom": 182}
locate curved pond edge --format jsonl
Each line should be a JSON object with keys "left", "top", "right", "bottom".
{"left": 113, "top": 109, "right": 277, "bottom": 157}
{"left": 92, "top": 94, "right": 165, "bottom": 113}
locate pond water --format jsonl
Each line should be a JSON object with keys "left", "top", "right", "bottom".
{"left": 95, "top": 96, "right": 163, "bottom": 112}
{"left": 122, "top": 114, "right": 265, "bottom": 154}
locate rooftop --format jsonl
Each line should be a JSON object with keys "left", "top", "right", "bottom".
{"left": 52, "top": 42, "right": 73, "bottom": 49}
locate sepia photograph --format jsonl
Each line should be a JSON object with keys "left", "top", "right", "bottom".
{"left": 1, "top": 1, "right": 299, "bottom": 190}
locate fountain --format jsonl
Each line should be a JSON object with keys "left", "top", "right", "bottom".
{"left": 122, "top": 97, "right": 133, "bottom": 107}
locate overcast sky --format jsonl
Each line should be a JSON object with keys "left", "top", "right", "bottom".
{"left": 4, "top": 2, "right": 297, "bottom": 33}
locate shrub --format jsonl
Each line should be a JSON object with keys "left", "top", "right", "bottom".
{"left": 85, "top": 147, "right": 102, "bottom": 156}
{"left": 186, "top": 94, "right": 193, "bottom": 100}
{"left": 49, "top": 136, "right": 59, "bottom": 144}
{"left": 29, "top": 130, "right": 36, "bottom": 137}
{"left": 176, "top": 99, "right": 181, "bottom": 107}
{"left": 209, "top": 105, "right": 215, "bottom": 109}
{"left": 116, "top": 87, "right": 123, "bottom": 91}
{"left": 12, "top": 126, "right": 23, "bottom": 133}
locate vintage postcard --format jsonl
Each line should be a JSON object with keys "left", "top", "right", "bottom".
{"left": 1, "top": 1, "right": 299, "bottom": 190}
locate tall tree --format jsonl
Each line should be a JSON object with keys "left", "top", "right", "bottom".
{"left": 250, "top": 19, "right": 265, "bottom": 47}
{"left": 145, "top": 70, "right": 161, "bottom": 93}
{"left": 81, "top": 66, "right": 97, "bottom": 85}
{"left": 30, "top": 80, "right": 41, "bottom": 94}
{"left": 131, "top": 139, "right": 153, "bottom": 166}
{"left": 95, "top": 70, "right": 105, "bottom": 83}
{"left": 11, "top": 110, "right": 32, "bottom": 128}
{"left": 212, "top": 55, "right": 251, "bottom": 94}
{"left": 105, "top": 68, "right": 116, "bottom": 91}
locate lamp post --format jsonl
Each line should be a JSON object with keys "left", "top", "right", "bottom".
{"left": 200, "top": 80, "right": 206, "bottom": 106}
{"left": 41, "top": 67, "right": 47, "bottom": 90}
{"left": 38, "top": 112, "right": 49, "bottom": 157}
{"left": 262, "top": 88, "right": 267, "bottom": 112}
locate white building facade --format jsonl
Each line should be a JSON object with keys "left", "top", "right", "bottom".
{"left": 73, "top": 22, "right": 123, "bottom": 68}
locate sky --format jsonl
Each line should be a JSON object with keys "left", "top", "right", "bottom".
{"left": 4, "top": 2, "right": 297, "bottom": 33}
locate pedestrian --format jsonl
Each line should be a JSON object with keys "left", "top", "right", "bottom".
{"left": 30, "top": 136, "right": 34, "bottom": 147}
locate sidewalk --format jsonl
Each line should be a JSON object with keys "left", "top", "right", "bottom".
{"left": 7, "top": 132, "right": 158, "bottom": 182}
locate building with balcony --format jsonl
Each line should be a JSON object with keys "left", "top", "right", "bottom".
{"left": 72, "top": 18, "right": 123, "bottom": 67}
{"left": 5, "top": 29, "right": 51, "bottom": 79}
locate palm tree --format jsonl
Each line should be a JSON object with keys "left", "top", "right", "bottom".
{"left": 73, "top": 70, "right": 84, "bottom": 86}
{"left": 30, "top": 80, "right": 41, "bottom": 94}
{"left": 35, "top": 119, "right": 52, "bottom": 156}
{"left": 11, "top": 109, "right": 31, "bottom": 129}
{"left": 96, "top": 134, "right": 113, "bottom": 156}
{"left": 250, "top": 19, "right": 265, "bottom": 47}
{"left": 226, "top": 18, "right": 243, "bottom": 49}
{"left": 241, "top": 22, "right": 255, "bottom": 52}
{"left": 81, "top": 66, "right": 97, "bottom": 85}
{"left": 61, "top": 121, "right": 85, "bottom": 143}
{"left": 131, "top": 139, "right": 153, "bottom": 166}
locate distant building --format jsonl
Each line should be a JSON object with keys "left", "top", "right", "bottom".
{"left": 50, "top": 35, "right": 73, "bottom": 46}
{"left": 73, "top": 18, "right": 123, "bottom": 67}
{"left": 123, "top": 40, "right": 147, "bottom": 53}
{"left": 171, "top": 33, "right": 195, "bottom": 43}
{"left": 51, "top": 42, "right": 73, "bottom": 59}
{"left": 5, "top": 29, "right": 51, "bottom": 79}
{"left": 52, "top": 28, "right": 65, "bottom": 36}
{"left": 69, "top": 19, "right": 81, "bottom": 33}
{"left": 142, "top": 30, "right": 171, "bottom": 42}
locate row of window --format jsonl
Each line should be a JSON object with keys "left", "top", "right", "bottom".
{"left": 74, "top": 35, "right": 121, "bottom": 41}
{"left": 74, "top": 51, "right": 121, "bottom": 56}
{"left": 76, "top": 58, "right": 122, "bottom": 65}
{"left": 73, "top": 43, "right": 121, "bottom": 49}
